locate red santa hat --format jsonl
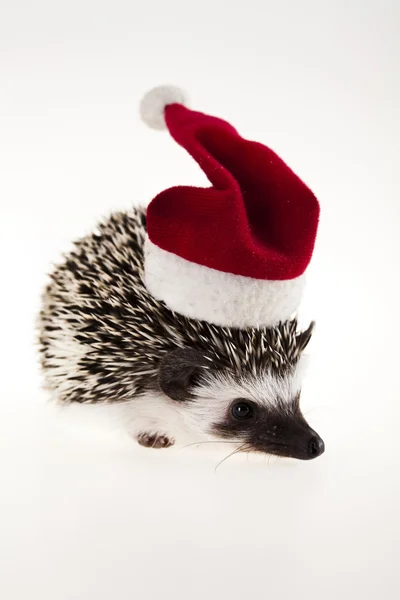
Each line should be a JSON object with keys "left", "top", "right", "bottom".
{"left": 140, "top": 86, "right": 320, "bottom": 329}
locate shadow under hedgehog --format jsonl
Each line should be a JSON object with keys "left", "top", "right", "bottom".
{"left": 39, "top": 85, "right": 324, "bottom": 461}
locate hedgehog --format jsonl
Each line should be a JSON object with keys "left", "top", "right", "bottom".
{"left": 38, "top": 86, "right": 325, "bottom": 460}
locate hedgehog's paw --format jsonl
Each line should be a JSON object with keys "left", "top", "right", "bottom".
{"left": 136, "top": 431, "right": 175, "bottom": 449}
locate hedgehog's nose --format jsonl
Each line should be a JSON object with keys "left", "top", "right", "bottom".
{"left": 307, "top": 435, "right": 325, "bottom": 458}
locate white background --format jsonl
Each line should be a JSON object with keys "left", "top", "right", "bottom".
{"left": 1, "top": 1, "right": 399, "bottom": 598}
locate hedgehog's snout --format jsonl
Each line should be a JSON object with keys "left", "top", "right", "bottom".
{"left": 272, "top": 420, "right": 325, "bottom": 460}
{"left": 307, "top": 435, "right": 325, "bottom": 458}
{"left": 250, "top": 413, "right": 325, "bottom": 461}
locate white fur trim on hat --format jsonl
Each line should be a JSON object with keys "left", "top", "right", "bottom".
{"left": 140, "top": 85, "right": 190, "bottom": 131}
{"left": 144, "top": 237, "right": 306, "bottom": 328}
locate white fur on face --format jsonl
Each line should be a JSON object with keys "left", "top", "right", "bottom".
{"left": 183, "top": 356, "right": 310, "bottom": 437}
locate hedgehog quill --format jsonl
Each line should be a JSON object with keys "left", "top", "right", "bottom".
{"left": 38, "top": 86, "right": 324, "bottom": 460}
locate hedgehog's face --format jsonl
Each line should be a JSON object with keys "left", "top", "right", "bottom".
{"left": 158, "top": 346, "right": 325, "bottom": 461}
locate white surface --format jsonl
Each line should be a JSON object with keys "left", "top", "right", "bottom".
{"left": 1, "top": 1, "right": 399, "bottom": 599}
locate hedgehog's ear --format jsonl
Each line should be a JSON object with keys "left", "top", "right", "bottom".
{"left": 297, "top": 321, "right": 316, "bottom": 352}
{"left": 158, "top": 347, "right": 208, "bottom": 402}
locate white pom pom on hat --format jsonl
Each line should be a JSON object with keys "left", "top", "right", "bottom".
{"left": 140, "top": 85, "right": 190, "bottom": 131}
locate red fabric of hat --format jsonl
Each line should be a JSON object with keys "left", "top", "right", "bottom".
{"left": 146, "top": 103, "right": 319, "bottom": 281}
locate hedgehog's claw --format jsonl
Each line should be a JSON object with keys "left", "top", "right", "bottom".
{"left": 136, "top": 431, "right": 175, "bottom": 449}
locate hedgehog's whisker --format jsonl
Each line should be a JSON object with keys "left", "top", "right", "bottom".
{"left": 180, "top": 440, "right": 239, "bottom": 450}
{"left": 214, "top": 443, "right": 249, "bottom": 473}
{"left": 214, "top": 448, "right": 241, "bottom": 472}
{"left": 302, "top": 407, "right": 324, "bottom": 418}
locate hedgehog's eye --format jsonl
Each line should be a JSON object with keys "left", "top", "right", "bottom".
{"left": 231, "top": 400, "right": 254, "bottom": 420}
